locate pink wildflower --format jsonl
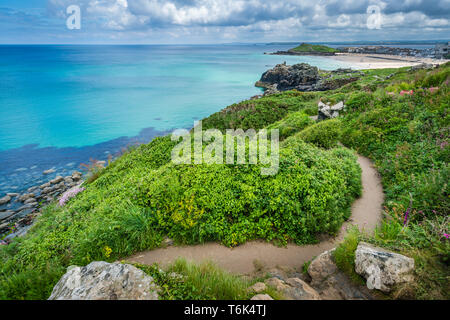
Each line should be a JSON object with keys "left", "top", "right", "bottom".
{"left": 428, "top": 87, "right": 439, "bottom": 93}
{"left": 444, "top": 234, "right": 449, "bottom": 239}
{"left": 59, "top": 186, "right": 85, "bottom": 207}
{"left": 0, "top": 240, "right": 7, "bottom": 246}
{"left": 400, "top": 90, "right": 414, "bottom": 96}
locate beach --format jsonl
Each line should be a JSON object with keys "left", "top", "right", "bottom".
{"left": 329, "top": 53, "right": 448, "bottom": 69}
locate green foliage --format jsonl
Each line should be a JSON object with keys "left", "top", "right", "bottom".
{"left": 290, "top": 43, "right": 338, "bottom": 53}
{"left": 202, "top": 91, "right": 318, "bottom": 131}
{"left": 298, "top": 119, "right": 342, "bottom": 149}
{"left": 135, "top": 259, "right": 252, "bottom": 300}
{"left": 266, "top": 111, "right": 314, "bottom": 140}
{"left": 333, "top": 227, "right": 365, "bottom": 284}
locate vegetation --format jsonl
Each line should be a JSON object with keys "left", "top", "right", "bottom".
{"left": 133, "top": 259, "right": 252, "bottom": 300}
{"left": 289, "top": 43, "right": 339, "bottom": 54}
{"left": 0, "top": 61, "right": 449, "bottom": 300}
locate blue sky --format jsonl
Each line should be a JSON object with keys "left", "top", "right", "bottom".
{"left": 0, "top": 0, "right": 449, "bottom": 44}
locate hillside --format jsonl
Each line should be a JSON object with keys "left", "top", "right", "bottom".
{"left": 290, "top": 43, "right": 339, "bottom": 53}
{"left": 1, "top": 62, "right": 449, "bottom": 300}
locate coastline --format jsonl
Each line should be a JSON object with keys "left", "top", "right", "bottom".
{"left": 327, "top": 53, "right": 448, "bottom": 69}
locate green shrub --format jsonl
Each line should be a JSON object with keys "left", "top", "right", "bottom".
{"left": 333, "top": 227, "right": 364, "bottom": 284}
{"left": 266, "top": 111, "right": 314, "bottom": 140}
{"left": 298, "top": 119, "right": 342, "bottom": 149}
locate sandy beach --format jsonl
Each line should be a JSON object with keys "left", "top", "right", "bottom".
{"left": 329, "top": 53, "right": 448, "bottom": 69}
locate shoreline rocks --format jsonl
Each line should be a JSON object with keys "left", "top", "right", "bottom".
{"left": 0, "top": 170, "right": 84, "bottom": 241}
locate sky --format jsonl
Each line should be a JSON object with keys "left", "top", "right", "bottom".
{"left": 0, "top": 0, "right": 449, "bottom": 44}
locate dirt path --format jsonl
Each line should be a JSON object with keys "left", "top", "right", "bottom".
{"left": 127, "top": 155, "right": 384, "bottom": 274}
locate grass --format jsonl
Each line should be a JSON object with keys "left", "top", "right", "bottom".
{"left": 133, "top": 259, "right": 252, "bottom": 300}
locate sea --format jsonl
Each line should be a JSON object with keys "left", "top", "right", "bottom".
{"left": 0, "top": 44, "right": 356, "bottom": 200}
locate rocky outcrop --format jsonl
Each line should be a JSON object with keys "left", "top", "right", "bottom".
{"left": 0, "top": 195, "right": 11, "bottom": 205}
{"left": 264, "top": 277, "right": 321, "bottom": 300}
{"left": 307, "top": 249, "right": 373, "bottom": 300}
{"left": 318, "top": 101, "right": 345, "bottom": 120}
{"left": 256, "top": 63, "right": 321, "bottom": 92}
{"left": 49, "top": 262, "right": 159, "bottom": 300}
{"left": 256, "top": 63, "right": 359, "bottom": 94}
{"left": 355, "top": 242, "right": 415, "bottom": 293}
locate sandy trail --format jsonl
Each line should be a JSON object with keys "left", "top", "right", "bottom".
{"left": 127, "top": 156, "right": 384, "bottom": 274}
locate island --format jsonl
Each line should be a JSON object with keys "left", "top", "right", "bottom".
{"left": 268, "top": 43, "right": 339, "bottom": 56}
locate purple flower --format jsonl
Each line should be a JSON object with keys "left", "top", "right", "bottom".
{"left": 444, "top": 234, "right": 449, "bottom": 239}
{"left": 0, "top": 240, "right": 7, "bottom": 246}
{"left": 403, "top": 207, "right": 411, "bottom": 226}
{"left": 59, "top": 186, "right": 85, "bottom": 207}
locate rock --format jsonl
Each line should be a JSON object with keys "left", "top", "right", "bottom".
{"left": 43, "top": 168, "right": 56, "bottom": 175}
{"left": 48, "top": 261, "right": 159, "bottom": 300}
{"left": 0, "top": 211, "right": 15, "bottom": 222}
{"left": 0, "top": 222, "right": 9, "bottom": 232}
{"left": 18, "top": 193, "right": 35, "bottom": 202}
{"left": 250, "top": 294, "right": 273, "bottom": 301}
{"left": 64, "top": 177, "right": 74, "bottom": 185}
{"left": 265, "top": 277, "right": 290, "bottom": 291}
{"left": 27, "top": 186, "right": 39, "bottom": 193}
{"left": 6, "top": 193, "right": 19, "bottom": 198}
{"left": 257, "top": 62, "right": 321, "bottom": 92}
{"left": 50, "top": 176, "right": 64, "bottom": 185}
{"left": 249, "top": 282, "right": 267, "bottom": 294}
{"left": 355, "top": 242, "right": 415, "bottom": 293}
{"left": 0, "top": 195, "right": 11, "bottom": 205}
{"left": 308, "top": 249, "right": 338, "bottom": 286}
{"left": 72, "top": 172, "right": 82, "bottom": 181}
{"left": 40, "top": 182, "right": 51, "bottom": 189}
{"left": 283, "top": 278, "right": 321, "bottom": 300}
{"left": 318, "top": 101, "right": 345, "bottom": 120}
{"left": 308, "top": 249, "right": 374, "bottom": 300}
{"left": 24, "top": 198, "right": 38, "bottom": 205}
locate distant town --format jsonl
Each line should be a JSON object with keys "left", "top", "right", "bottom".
{"left": 338, "top": 42, "right": 450, "bottom": 59}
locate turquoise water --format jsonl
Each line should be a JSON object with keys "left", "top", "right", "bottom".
{"left": 0, "top": 44, "right": 352, "bottom": 197}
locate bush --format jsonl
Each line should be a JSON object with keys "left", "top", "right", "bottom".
{"left": 266, "top": 111, "right": 314, "bottom": 140}
{"left": 298, "top": 119, "right": 342, "bottom": 149}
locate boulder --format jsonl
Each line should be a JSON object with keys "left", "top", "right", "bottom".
{"left": 257, "top": 62, "right": 320, "bottom": 92}
{"left": 0, "top": 195, "right": 11, "bottom": 205}
{"left": 0, "top": 211, "right": 15, "bottom": 222}
{"left": 248, "top": 282, "right": 267, "bottom": 294}
{"left": 43, "top": 168, "right": 56, "bottom": 175}
{"left": 308, "top": 249, "right": 374, "bottom": 300}
{"left": 283, "top": 278, "right": 321, "bottom": 300}
{"left": 40, "top": 182, "right": 51, "bottom": 189}
{"left": 6, "top": 193, "right": 19, "bottom": 198}
{"left": 50, "top": 176, "right": 64, "bottom": 185}
{"left": 48, "top": 261, "right": 159, "bottom": 300}
{"left": 18, "top": 193, "right": 35, "bottom": 202}
{"left": 250, "top": 294, "right": 273, "bottom": 301}
{"left": 318, "top": 101, "right": 345, "bottom": 120}
{"left": 265, "top": 277, "right": 290, "bottom": 291}
{"left": 355, "top": 242, "right": 415, "bottom": 293}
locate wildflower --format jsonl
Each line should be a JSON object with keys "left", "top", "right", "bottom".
{"left": 428, "top": 87, "right": 439, "bottom": 93}
{"left": 0, "top": 240, "right": 7, "bottom": 246}
{"left": 59, "top": 186, "right": 85, "bottom": 207}
{"left": 400, "top": 90, "right": 413, "bottom": 96}
{"left": 444, "top": 234, "right": 449, "bottom": 239}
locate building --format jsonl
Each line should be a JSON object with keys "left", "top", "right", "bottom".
{"left": 435, "top": 42, "right": 450, "bottom": 59}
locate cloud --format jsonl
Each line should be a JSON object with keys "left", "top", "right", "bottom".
{"left": 2, "top": 0, "right": 449, "bottom": 43}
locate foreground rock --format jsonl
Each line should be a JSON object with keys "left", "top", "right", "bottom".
{"left": 0, "top": 195, "right": 11, "bottom": 205}
{"left": 49, "top": 262, "right": 159, "bottom": 300}
{"left": 355, "top": 242, "right": 415, "bottom": 293}
{"left": 307, "top": 249, "right": 374, "bottom": 300}
{"left": 265, "top": 277, "right": 321, "bottom": 300}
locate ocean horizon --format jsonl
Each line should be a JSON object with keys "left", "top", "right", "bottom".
{"left": 0, "top": 44, "right": 354, "bottom": 199}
